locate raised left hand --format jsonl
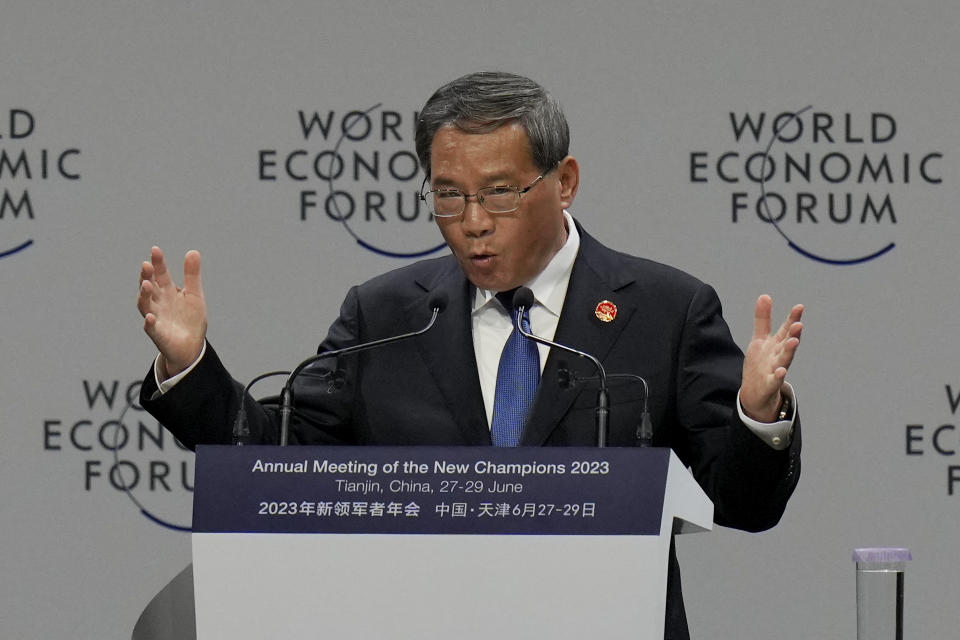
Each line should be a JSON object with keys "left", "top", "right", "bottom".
{"left": 740, "top": 295, "right": 804, "bottom": 422}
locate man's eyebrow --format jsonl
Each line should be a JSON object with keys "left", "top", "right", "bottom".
{"left": 429, "top": 177, "right": 459, "bottom": 189}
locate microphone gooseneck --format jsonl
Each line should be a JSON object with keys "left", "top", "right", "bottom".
{"left": 276, "top": 292, "right": 448, "bottom": 446}
{"left": 558, "top": 369, "right": 654, "bottom": 447}
{"left": 232, "top": 370, "right": 291, "bottom": 445}
{"left": 511, "top": 287, "right": 610, "bottom": 448}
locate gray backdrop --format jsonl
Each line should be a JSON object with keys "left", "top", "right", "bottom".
{"left": 2, "top": 1, "right": 956, "bottom": 638}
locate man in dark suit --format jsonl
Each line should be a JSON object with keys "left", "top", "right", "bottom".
{"left": 137, "top": 71, "right": 803, "bottom": 639}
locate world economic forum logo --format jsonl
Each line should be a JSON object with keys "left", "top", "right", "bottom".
{"left": 259, "top": 103, "right": 446, "bottom": 259}
{"left": 1, "top": 108, "right": 81, "bottom": 261}
{"left": 42, "top": 378, "right": 194, "bottom": 532}
{"left": 689, "top": 106, "right": 943, "bottom": 265}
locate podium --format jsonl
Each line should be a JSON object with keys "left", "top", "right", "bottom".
{"left": 196, "top": 445, "right": 712, "bottom": 639}
{"left": 135, "top": 445, "right": 712, "bottom": 639}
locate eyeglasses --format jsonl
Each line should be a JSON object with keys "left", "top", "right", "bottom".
{"left": 419, "top": 166, "right": 555, "bottom": 218}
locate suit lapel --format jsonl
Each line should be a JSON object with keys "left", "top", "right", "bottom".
{"left": 521, "top": 228, "right": 637, "bottom": 446}
{"left": 408, "top": 262, "right": 492, "bottom": 445}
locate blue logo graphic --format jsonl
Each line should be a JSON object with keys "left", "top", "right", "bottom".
{"left": 0, "top": 238, "right": 33, "bottom": 260}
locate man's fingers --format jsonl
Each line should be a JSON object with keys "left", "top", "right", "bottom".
{"left": 753, "top": 294, "right": 773, "bottom": 339}
{"left": 137, "top": 280, "right": 155, "bottom": 316}
{"left": 789, "top": 303, "right": 804, "bottom": 323}
{"left": 151, "top": 246, "right": 173, "bottom": 289}
{"left": 776, "top": 303, "right": 804, "bottom": 339}
{"left": 142, "top": 247, "right": 203, "bottom": 298}
{"left": 788, "top": 321, "right": 803, "bottom": 341}
{"left": 182, "top": 250, "right": 203, "bottom": 296}
{"left": 777, "top": 337, "right": 800, "bottom": 369}
{"left": 139, "top": 260, "right": 154, "bottom": 287}
{"left": 142, "top": 312, "right": 157, "bottom": 335}
{"left": 772, "top": 366, "right": 788, "bottom": 387}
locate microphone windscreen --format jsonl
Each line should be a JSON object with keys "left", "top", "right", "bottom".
{"left": 512, "top": 287, "right": 535, "bottom": 311}
{"left": 427, "top": 291, "right": 449, "bottom": 314}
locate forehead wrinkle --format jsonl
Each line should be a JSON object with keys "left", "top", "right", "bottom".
{"left": 430, "top": 124, "right": 534, "bottom": 189}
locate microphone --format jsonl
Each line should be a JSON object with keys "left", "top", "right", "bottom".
{"left": 273, "top": 292, "right": 449, "bottom": 446}
{"left": 510, "top": 287, "right": 610, "bottom": 448}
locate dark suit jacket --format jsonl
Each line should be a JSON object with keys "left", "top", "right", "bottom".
{"left": 142, "top": 222, "right": 800, "bottom": 640}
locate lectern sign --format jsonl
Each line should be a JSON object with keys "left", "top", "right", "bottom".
{"left": 193, "top": 445, "right": 668, "bottom": 535}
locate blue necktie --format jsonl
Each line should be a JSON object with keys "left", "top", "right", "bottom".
{"left": 490, "top": 292, "right": 540, "bottom": 447}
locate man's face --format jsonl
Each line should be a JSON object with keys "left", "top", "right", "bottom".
{"left": 429, "top": 122, "right": 576, "bottom": 292}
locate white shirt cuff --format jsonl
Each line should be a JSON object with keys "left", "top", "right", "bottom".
{"left": 155, "top": 341, "right": 207, "bottom": 394}
{"left": 736, "top": 382, "right": 796, "bottom": 451}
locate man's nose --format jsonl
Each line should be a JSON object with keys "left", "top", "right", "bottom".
{"left": 460, "top": 196, "right": 494, "bottom": 237}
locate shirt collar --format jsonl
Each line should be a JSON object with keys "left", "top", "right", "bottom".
{"left": 472, "top": 210, "right": 580, "bottom": 316}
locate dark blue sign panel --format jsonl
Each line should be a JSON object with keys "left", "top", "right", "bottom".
{"left": 194, "top": 446, "right": 669, "bottom": 535}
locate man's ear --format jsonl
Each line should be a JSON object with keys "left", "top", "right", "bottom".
{"left": 557, "top": 155, "right": 579, "bottom": 209}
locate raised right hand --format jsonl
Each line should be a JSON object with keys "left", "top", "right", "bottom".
{"left": 137, "top": 246, "right": 208, "bottom": 379}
